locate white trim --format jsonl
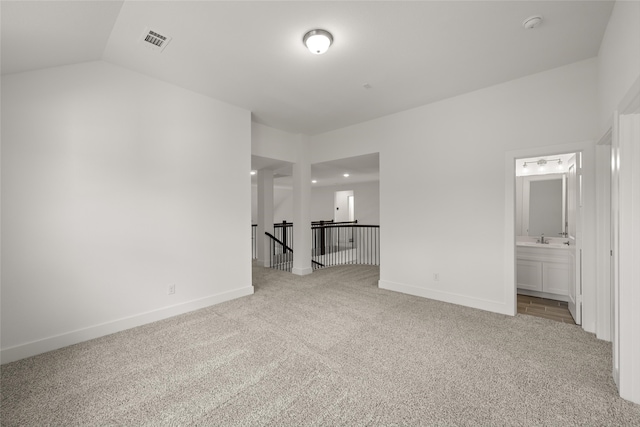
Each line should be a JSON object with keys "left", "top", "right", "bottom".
{"left": 615, "top": 76, "right": 640, "bottom": 403}
{"left": 505, "top": 140, "right": 596, "bottom": 332}
{"left": 292, "top": 267, "right": 313, "bottom": 276}
{"left": 378, "top": 280, "right": 511, "bottom": 316}
{"left": 0, "top": 286, "right": 254, "bottom": 364}
{"left": 611, "top": 113, "right": 621, "bottom": 389}
{"left": 595, "top": 140, "right": 612, "bottom": 342}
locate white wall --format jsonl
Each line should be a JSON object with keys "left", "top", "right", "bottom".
{"left": 251, "top": 185, "right": 292, "bottom": 224}
{"left": 1, "top": 61, "right": 253, "bottom": 362}
{"left": 311, "top": 59, "right": 598, "bottom": 316}
{"left": 597, "top": 0, "right": 640, "bottom": 404}
{"left": 251, "top": 122, "right": 299, "bottom": 163}
{"left": 310, "top": 122, "right": 382, "bottom": 165}
{"left": 311, "top": 182, "right": 380, "bottom": 225}
{"left": 250, "top": 122, "right": 299, "bottom": 225}
{"left": 597, "top": 0, "right": 640, "bottom": 135}
{"left": 251, "top": 180, "right": 380, "bottom": 225}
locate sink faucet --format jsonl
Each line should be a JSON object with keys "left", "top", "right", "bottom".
{"left": 538, "top": 234, "right": 547, "bottom": 244}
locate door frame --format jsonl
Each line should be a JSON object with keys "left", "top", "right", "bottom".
{"left": 611, "top": 76, "right": 640, "bottom": 403}
{"left": 595, "top": 130, "right": 612, "bottom": 343}
{"left": 504, "top": 141, "right": 596, "bottom": 330}
{"left": 566, "top": 152, "right": 582, "bottom": 325}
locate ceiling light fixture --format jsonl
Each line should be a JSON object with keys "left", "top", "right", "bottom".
{"left": 311, "top": 180, "right": 317, "bottom": 183}
{"left": 250, "top": 170, "right": 256, "bottom": 175}
{"left": 522, "top": 15, "right": 543, "bottom": 30}
{"left": 303, "top": 29, "right": 333, "bottom": 55}
{"left": 343, "top": 173, "right": 350, "bottom": 178}
{"left": 521, "top": 158, "right": 563, "bottom": 169}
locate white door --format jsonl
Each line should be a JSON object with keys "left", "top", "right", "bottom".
{"left": 567, "top": 153, "right": 582, "bottom": 324}
{"left": 610, "top": 140, "right": 620, "bottom": 387}
{"left": 334, "top": 190, "right": 353, "bottom": 222}
{"left": 613, "top": 109, "right": 640, "bottom": 402}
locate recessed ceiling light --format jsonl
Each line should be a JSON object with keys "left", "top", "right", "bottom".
{"left": 343, "top": 173, "right": 350, "bottom": 178}
{"left": 250, "top": 170, "right": 256, "bottom": 175}
{"left": 311, "top": 180, "right": 317, "bottom": 183}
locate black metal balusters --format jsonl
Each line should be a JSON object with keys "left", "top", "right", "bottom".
{"left": 255, "top": 220, "right": 379, "bottom": 271}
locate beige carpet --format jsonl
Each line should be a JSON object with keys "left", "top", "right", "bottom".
{"left": 2, "top": 263, "right": 639, "bottom": 426}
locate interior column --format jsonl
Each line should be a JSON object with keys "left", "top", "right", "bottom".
{"left": 292, "top": 135, "right": 312, "bottom": 275}
{"left": 256, "top": 169, "right": 274, "bottom": 268}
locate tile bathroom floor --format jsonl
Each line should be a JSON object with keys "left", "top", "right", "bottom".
{"left": 517, "top": 294, "right": 576, "bottom": 325}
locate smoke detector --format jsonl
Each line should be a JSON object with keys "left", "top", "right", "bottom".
{"left": 139, "top": 28, "right": 172, "bottom": 52}
{"left": 523, "top": 16, "right": 543, "bottom": 29}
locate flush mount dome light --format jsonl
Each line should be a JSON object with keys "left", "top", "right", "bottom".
{"left": 523, "top": 15, "right": 543, "bottom": 29}
{"left": 303, "top": 29, "right": 333, "bottom": 54}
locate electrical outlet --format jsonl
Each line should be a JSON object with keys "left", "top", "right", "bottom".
{"left": 433, "top": 273, "right": 439, "bottom": 281}
{"left": 168, "top": 284, "right": 176, "bottom": 295}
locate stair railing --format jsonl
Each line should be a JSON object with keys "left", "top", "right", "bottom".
{"left": 257, "top": 221, "right": 378, "bottom": 271}
{"left": 312, "top": 222, "right": 379, "bottom": 268}
{"left": 264, "top": 232, "right": 325, "bottom": 272}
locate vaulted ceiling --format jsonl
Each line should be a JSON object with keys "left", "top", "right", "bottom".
{"left": 1, "top": 1, "right": 614, "bottom": 136}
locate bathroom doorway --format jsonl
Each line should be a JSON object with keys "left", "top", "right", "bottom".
{"left": 514, "top": 151, "right": 581, "bottom": 325}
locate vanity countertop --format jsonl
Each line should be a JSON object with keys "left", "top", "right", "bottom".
{"left": 517, "top": 241, "right": 570, "bottom": 249}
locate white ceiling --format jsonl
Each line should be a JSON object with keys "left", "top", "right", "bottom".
{"left": 1, "top": 1, "right": 614, "bottom": 185}
{"left": 1, "top": 0, "right": 614, "bottom": 136}
{"left": 0, "top": 1, "right": 124, "bottom": 75}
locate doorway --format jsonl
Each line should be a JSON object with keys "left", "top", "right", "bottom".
{"left": 514, "top": 151, "right": 581, "bottom": 325}
{"left": 334, "top": 190, "right": 354, "bottom": 222}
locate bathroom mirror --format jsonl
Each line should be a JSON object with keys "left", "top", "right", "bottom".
{"left": 516, "top": 173, "right": 566, "bottom": 237}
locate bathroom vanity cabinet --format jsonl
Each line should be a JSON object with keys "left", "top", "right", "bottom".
{"left": 516, "top": 245, "right": 572, "bottom": 300}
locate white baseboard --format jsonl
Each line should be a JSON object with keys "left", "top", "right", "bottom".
{"left": 292, "top": 266, "right": 313, "bottom": 276}
{"left": 1, "top": 286, "right": 254, "bottom": 364}
{"left": 378, "top": 279, "right": 512, "bottom": 316}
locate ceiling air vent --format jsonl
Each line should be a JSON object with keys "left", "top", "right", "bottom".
{"left": 139, "top": 28, "right": 172, "bottom": 52}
